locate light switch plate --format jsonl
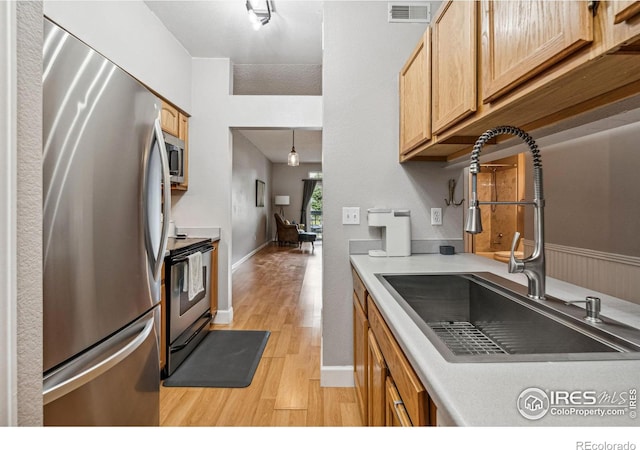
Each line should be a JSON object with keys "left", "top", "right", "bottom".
{"left": 342, "top": 207, "right": 360, "bottom": 224}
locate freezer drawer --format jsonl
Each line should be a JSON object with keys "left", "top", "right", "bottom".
{"left": 43, "top": 309, "right": 160, "bottom": 426}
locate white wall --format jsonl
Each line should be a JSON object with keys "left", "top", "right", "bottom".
{"left": 170, "top": 58, "right": 234, "bottom": 321}
{"left": 231, "top": 131, "right": 273, "bottom": 265}
{"left": 43, "top": 0, "right": 192, "bottom": 111}
{"left": 16, "top": 0, "right": 43, "bottom": 426}
{"left": 322, "top": 1, "right": 463, "bottom": 379}
{"left": 170, "top": 57, "right": 322, "bottom": 322}
{"left": 0, "top": 0, "right": 18, "bottom": 426}
{"left": 523, "top": 121, "right": 640, "bottom": 257}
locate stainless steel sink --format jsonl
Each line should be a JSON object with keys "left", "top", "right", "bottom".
{"left": 376, "top": 272, "right": 640, "bottom": 363}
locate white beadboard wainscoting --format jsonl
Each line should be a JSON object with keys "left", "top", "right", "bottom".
{"left": 524, "top": 240, "right": 640, "bottom": 304}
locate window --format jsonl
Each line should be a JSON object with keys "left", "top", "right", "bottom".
{"left": 309, "top": 172, "right": 322, "bottom": 239}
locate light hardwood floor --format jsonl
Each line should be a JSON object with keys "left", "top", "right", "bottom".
{"left": 160, "top": 242, "right": 364, "bottom": 426}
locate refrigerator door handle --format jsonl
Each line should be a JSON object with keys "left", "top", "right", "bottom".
{"left": 43, "top": 315, "right": 155, "bottom": 405}
{"left": 144, "top": 117, "right": 171, "bottom": 282}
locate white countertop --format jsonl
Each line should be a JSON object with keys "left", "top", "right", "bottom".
{"left": 350, "top": 252, "right": 640, "bottom": 426}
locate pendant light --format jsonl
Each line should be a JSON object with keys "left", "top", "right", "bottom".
{"left": 288, "top": 129, "right": 299, "bottom": 166}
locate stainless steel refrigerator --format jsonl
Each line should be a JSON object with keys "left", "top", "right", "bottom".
{"left": 42, "top": 18, "right": 170, "bottom": 426}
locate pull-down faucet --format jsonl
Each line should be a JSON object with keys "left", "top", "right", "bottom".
{"left": 465, "top": 126, "right": 546, "bottom": 300}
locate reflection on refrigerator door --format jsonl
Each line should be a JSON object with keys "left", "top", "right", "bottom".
{"left": 42, "top": 18, "right": 169, "bottom": 425}
{"left": 43, "top": 310, "right": 160, "bottom": 426}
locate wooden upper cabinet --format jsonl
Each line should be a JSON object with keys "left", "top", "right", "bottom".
{"left": 432, "top": 0, "right": 477, "bottom": 134}
{"left": 609, "top": 1, "right": 640, "bottom": 51}
{"left": 161, "top": 101, "right": 180, "bottom": 136}
{"left": 613, "top": 1, "right": 640, "bottom": 24}
{"left": 175, "top": 112, "right": 189, "bottom": 190}
{"left": 399, "top": 29, "right": 431, "bottom": 156}
{"left": 481, "top": 0, "right": 593, "bottom": 104}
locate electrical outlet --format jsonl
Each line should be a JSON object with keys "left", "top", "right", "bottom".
{"left": 342, "top": 207, "right": 360, "bottom": 225}
{"left": 431, "top": 208, "right": 442, "bottom": 226}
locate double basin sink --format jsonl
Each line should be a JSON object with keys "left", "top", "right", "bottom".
{"left": 376, "top": 272, "right": 640, "bottom": 363}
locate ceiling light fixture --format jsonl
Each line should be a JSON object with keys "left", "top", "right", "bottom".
{"left": 288, "top": 129, "right": 299, "bottom": 167}
{"left": 246, "top": 0, "right": 272, "bottom": 30}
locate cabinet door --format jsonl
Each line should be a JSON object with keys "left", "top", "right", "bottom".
{"left": 432, "top": 0, "right": 477, "bottom": 134}
{"left": 353, "top": 294, "right": 368, "bottom": 424}
{"left": 385, "top": 377, "right": 412, "bottom": 426}
{"left": 611, "top": 1, "right": 640, "bottom": 51}
{"left": 482, "top": 0, "right": 593, "bottom": 104}
{"left": 368, "top": 297, "right": 429, "bottom": 425}
{"left": 399, "top": 29, "right": 431, "bottom": 155}
{"left": 368, "top": 329, "right": 386, "bottom": 426}
{"left": 160, "top": 101, "right": 179, "bottom": 136}
{"left": 613, "top": 1, "right": 640, "bottom": 24}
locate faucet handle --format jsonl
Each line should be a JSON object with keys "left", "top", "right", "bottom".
{"left": 508, "top": 232, "right": 525, "bottom": 273}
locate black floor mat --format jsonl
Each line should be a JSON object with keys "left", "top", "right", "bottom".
{"left": 163, "top": 330, "right": 270, "bottom": 388}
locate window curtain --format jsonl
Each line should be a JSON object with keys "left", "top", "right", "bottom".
{"left": 300, "top": 179, "right": 318, "bottom": 226}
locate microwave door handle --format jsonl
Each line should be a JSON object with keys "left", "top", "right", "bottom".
{"left": 143, "top": 117, "right": 171, "bottom": 282}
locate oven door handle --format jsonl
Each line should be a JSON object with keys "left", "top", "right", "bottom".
{"left": 171, "top": 244, "right": 214, "bottom": 264}
{"left": 170, "top": 314, "right": 211, "bottom": 352}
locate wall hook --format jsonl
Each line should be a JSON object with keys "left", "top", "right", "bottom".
{"left": 445, "top": 178, "right": 464, "bottom": 207}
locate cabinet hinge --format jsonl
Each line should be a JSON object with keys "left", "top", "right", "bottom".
{"left": 588, "top": 1, "right": 600, "bottom": 17}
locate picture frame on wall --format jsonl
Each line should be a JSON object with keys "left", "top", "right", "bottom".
{"left": 256, "top": 179, "right": 265, "bottom": 207}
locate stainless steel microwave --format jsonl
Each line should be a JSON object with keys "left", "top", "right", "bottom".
{"left": 163, "top": 132, "right": 185, "bottom": 184}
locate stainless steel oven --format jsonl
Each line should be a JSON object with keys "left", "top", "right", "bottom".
{"left": 163, "top": 237, "right": 214, "bottom": 378}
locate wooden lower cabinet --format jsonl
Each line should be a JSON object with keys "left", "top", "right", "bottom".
{"left": 353, "top": 293, "right": 368, "bottom": 423}
{"left": 367, "top": 329, "right": 387, "bottom": 426}
{"left": 352, "top": 266, "right": 437, "bottom": 426}
{"left": 210, "top": 242, "right": 219, "bottom": 316}
{"left": 368, "top": 296, "right": 431, "bottom": 426}
{"left": 385, "top": 376, "right": 413, "bottom": 426}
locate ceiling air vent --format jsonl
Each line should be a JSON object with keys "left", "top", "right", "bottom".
{"left": 388, "top": 2, "right": 431, "bottom": 23}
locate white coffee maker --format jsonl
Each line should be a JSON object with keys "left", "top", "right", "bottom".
{"left": 367, "top": 208, "right": 411, "bottom": 257}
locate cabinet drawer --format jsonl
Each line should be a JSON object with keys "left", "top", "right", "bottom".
{"left": 368, "top": 296, "right": 429, "bottom": 426}
{"left": 385, "top": 376, "right": 412, "bottom": 426}
{"left": 351, "top": 267, "right": 367, "bottom": 314}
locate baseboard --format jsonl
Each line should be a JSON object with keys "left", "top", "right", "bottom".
{"left": 231, "top": 241, "right": 270, "bottom": 272}
{"left": 212, "top": 307, "right": 234, "bottom": 325}
{"left": 320, "top": 365, "right": 354, "bottom": 387}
